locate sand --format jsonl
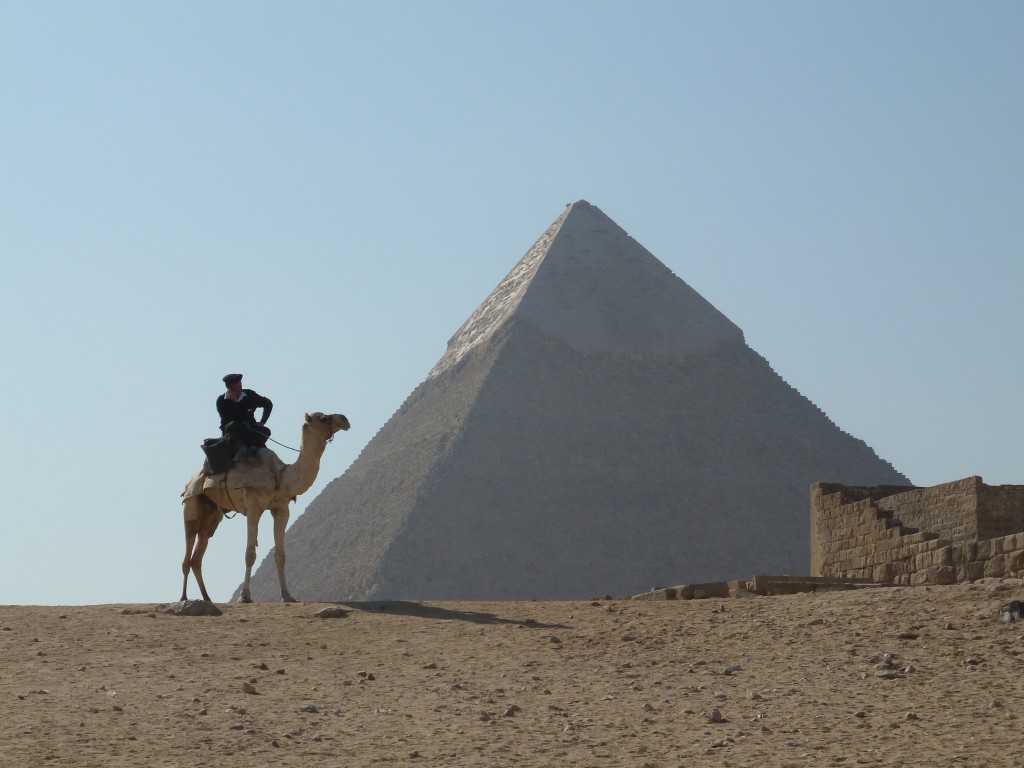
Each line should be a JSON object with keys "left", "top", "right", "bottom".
{"left": 2, "top": 583, "right": 1023, "bottom": 767}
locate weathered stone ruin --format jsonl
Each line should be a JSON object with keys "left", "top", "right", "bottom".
{"left": 246, "top": 200, "right": 908, "bottom": 602}
{"left": 812, "top": 476, "right": 1024, "bottom": 585}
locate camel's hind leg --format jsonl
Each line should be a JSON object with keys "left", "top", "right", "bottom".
{"left": 182, "top": 495, "right": 223, "bottom": 602}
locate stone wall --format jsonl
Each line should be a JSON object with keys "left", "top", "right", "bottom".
{"left": 875, "top": 478, "right": 981, "bottom": 544}
{"left": 811, "top": 477, "right": 1024, "bottom": 586}
{"left": 978, "top": 483, "right": 1024, "bottom": 540}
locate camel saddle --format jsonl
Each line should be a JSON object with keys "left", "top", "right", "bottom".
{"left": 182, "top": 446, "right": 287, "bottom": 501}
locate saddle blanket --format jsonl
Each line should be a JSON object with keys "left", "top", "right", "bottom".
{"left": 182, "top": 447, "right": 288, "bottom": 500}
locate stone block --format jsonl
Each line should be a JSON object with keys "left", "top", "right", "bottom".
{"left": 912, "top": 538, "right": 934, "bottom": 553}
{"left": 935, "top": 546, "right": 954, "bottom": 568}
{"left": 918, "top": 566, "right": 957, "bottom": 585}
{"left": 995, "top": 533, "right": 1024, "bottom": 555}
{"left": 910, "top": 570, "right": 930, "bottom": 586}
{"left": 823, "top": 539, "right": 846, "bottom": 556}
{"left": 977, "top": 539, "right": 993, "bottom": 560}
{"left": 984, "top": 554, "right": 1007, "bottom": 579}
{"left": 900, "top": 531, "right": 922, "bottom": 546}
{"left": 912, "top": 548, "right": 945, "bottom": 570}
{"left": 677, "top": 582, "right": 730, "bottom": 600}
{"left": 1008, "top": 550, "right": 1024, "bottom": 573}
{"left": 964, "top": 561, "right": 986, "bottom": 582}
{"left": 858, "top": 507, "right": 877, "bottom": 526}
{"left": 959, "top": 542, "right": 978, "bottom": 562}
{"left": 873, "top": 562, "right": 897, "bottom": 584}
{"left": 632, "top": 587, "right": 677, "bottom": 601}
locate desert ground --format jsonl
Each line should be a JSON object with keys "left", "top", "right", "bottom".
{"left": 2, "top": 582, "right": 1023, "bottom": 767}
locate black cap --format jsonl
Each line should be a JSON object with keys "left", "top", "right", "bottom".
{"left": 222, "top": 373, "right": 243, "bottom": 385}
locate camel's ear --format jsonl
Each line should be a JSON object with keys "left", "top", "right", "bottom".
{"left": 305, "top": 413, "right": 312, "bottom": 423}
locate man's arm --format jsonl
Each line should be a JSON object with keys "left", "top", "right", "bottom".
{"left": 253, "top": 393, "right": 273, "bottom": 425}
{"left": 216, "top": 395, "right": 235, "bottom": 431}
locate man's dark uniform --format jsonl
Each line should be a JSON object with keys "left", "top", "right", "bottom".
{"left": 217, "top": 380, "right": 273, "bottom": 448}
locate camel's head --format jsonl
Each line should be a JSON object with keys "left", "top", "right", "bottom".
{"left": 305, "top": 412, "right": 351, "bottom": 438}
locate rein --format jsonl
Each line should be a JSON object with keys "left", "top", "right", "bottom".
{"left": 267, "top": 435, "right": 301, "bottom": 452}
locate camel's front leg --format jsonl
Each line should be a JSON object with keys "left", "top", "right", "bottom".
{"left": 271, "top": 505, "right": 296, "bottom": 602}
{"left": 238, "top": 508, "right": 264, "bottom": 603}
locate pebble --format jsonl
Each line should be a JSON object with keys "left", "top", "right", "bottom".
{"left": 242, "top": 683, "right": 259, "bottom": 695}
{"left": 707, "top": 708, "right": 724, "bottom": 723}
{"left": 314, "top": 607, "right": 349, "bottom": 619}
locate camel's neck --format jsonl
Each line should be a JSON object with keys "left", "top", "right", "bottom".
{"left": 280, "top": 425, "right": 329, "bottom": 497}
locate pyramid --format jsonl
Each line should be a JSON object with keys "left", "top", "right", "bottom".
{"left": 246, "top": 201, "right": 909, "bottom": 601}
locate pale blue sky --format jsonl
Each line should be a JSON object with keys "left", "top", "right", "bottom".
{"left": 2, "top": 2, "right": 1021, "bottom": 605}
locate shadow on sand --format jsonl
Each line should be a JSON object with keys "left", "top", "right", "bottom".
{"left": 335, "top": 600, "right": 567, "bottom": 629}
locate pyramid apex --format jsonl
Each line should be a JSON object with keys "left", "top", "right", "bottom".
{"left": 430, "top": 202, "right": 743, "bottom": 377}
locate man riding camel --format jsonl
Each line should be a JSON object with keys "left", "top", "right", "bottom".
{"left": 216, "top": 373, "right": 273, "bottom": 454}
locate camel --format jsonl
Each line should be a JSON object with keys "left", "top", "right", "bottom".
{"left": 180, "top": 412, "right": 350, "bottom": 603}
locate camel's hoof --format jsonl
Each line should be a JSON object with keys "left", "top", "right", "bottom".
{"left": 238, "top": 595, "right": 253, "bottom": 604}
{"left": 282, "top": 595, "right": 298, "bottom": 603}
